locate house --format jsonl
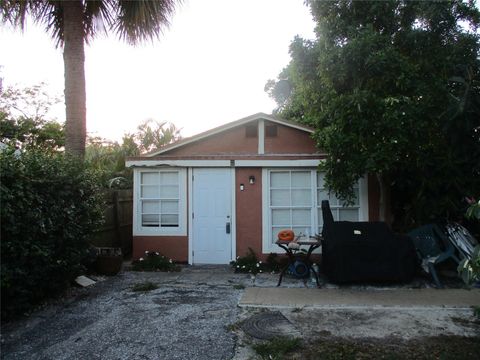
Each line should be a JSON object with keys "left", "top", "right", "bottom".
{"left": 126, "top": 113, "right": 381, "bottom": 264}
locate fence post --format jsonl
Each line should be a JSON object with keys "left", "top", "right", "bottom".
{"left": 112, "top": 190, "right": 121, "bottom": 249}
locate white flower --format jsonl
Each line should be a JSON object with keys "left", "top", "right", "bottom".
{"left": 139, "top": 258, "right": 144, "bottom": 261}
{"left": 155, "top": 252, "right": 159, "bottom": 255}
{"left": 242, "top": 265, "right": 245, "bottom": 269}
{"left": 236, "top": 256, "right": 240, "bottom": 260}
{"left": 259, "top": 261, "right": 262, "bottom": 264}
{"left": 259, "top": 270, "right": 262, "bottom": 273}
{"left": 169, "top": 259, "right": 173, "bottom": 263}
{"left": 145, "top": 251, "right": 148, "bottom": 254}
{"left": 236, "top": 265, "right": 240, "bottom": 268}
{"left": 256, "top": 263, "right": 260, "bottom": 267}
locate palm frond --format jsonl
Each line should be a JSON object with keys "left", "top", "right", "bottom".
{"left": 1, "top": 0, "right": 33, "bottom": 28}
{"left": 35, "top": 1, "right": 64, "bottom": 47}
{"left": 1, "top": 0, "right": 65, "bottom": 47}
{"left": 84, "top": 0, "right": 115, "bottom": 44}
{"left": 2, "top": 0, "right": 181, "bottom": 46}
{"left": 113, "top": 0, "right": 178, "bottom": 45}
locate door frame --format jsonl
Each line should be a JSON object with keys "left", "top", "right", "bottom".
{"left": 187, "top": 167, "right": 236, "bottom": 265}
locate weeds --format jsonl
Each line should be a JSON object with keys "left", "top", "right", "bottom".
{"left": 253, "top": 337, "right": 301, "bottom": 360}
{"left": 230, "top": 248, "right": 283, "bottom": 275}
{"left": 131, "top": 281, "right": 159, "bottom": 292}
{"left": 474, "top": 306, "right": 480, "bottom": 319}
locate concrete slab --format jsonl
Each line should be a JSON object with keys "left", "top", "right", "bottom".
{"left": 239, "top": 287, "right": 480, "bottom": 309}
{"left": 74, "top": 275, "right": 96, "bottom": 287}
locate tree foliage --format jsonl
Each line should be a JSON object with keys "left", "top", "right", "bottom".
{"left": 267, "top": 0, "right": 480, "bottom": 228}
{"left": 135, "top": 119, "right": 181, "bottom": 153}
{"left": 85, "top": 134, "right": 138, "bottom": 188}
{"left": 1, "top": 83, "right": 181, "bottom": 188}
{"left": 0, "top": 84, "right": 64, "bottom": 150}
{"left": 85, "top": 120, "right": 181, "bottom": 188}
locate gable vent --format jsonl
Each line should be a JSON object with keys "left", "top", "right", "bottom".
{"left": 265, "top": 124, "right": 278, "bottom": 137}
{"left": 245, "top": 124, "right": 258, "bottom": 138}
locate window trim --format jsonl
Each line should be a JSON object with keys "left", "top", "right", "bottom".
{"left": 133, "top": 168, "right": 187, "bottom": 236}
{"left": 262, "top": 168, "right": 368, "bottom": 254}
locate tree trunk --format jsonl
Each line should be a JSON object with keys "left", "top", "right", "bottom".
{"left": 376, "top": 173, "right": 387, "bottom": 222}
{"left": 63, "top": 1, "right": 86, "bottom": 158}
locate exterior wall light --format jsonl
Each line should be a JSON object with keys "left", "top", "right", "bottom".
{"left": 240, "top": 183, "right": 245, "bottom": 191}
{"left": 249, "top": 176, "right": 255, "bottom": 185}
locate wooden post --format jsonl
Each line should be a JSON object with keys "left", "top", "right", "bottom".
{"left": 112, "top": 190, "right": 122, "bottom": 249}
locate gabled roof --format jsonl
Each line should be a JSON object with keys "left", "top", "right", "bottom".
{"left": 146, "top": 112, "right": 315, "bottom": 157}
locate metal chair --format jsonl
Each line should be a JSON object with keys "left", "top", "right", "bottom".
{"left": 408, "top": 224, "right": 460, "bottom": 288}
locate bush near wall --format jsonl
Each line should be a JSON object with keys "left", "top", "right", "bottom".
{"left": 0, "top": 149, "right": 104, "bottom": 320}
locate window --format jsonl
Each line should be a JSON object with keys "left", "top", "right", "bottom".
{"left": 134, "top": 169, "right": 186, "bottom": 236}
{"left": 263, "top": 169, "right": 364, "bottom": 253}
{"left": 269, "top": 170, "right": 313, "bottom": 244}
{"left": 316, "top": 172, "right": 360, "bottom": 233}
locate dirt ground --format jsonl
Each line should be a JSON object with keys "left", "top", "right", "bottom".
{"left": 232, "top": 306, "right": 479, "bottom": 359}
{"left": 1, "top": 266, "right": 479, "bottom": 360}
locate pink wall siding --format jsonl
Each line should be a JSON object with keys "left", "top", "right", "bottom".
{"left": 165, "top": 123, "right": 258, "bottom": 155}
{"left": 264, "top": 121, "right": 318, "bottom": 154}
{"left": 235, "top": 168, "right": 264, "bottom": 259}
{"left": 133, "top": 236, "right": 189, "bottom": 263}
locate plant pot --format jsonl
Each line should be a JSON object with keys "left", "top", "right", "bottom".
{"left": 94, "top": 247, "right": 123, "bottom": 275}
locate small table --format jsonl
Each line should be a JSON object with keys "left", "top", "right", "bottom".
{"left": 275, "top": 238, "right": 322, "bottom": 287}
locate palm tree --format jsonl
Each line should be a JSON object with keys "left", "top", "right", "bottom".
{"left": 1, "top": 0, "right": 179, "bottom": 157}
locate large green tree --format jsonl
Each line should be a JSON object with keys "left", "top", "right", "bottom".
{"left": 0, "top": 83, "right": 64, "bottom": 150}
{"left": 85, "top": 119, "right": 181, "bottom": 188}
{"left": 135, "top": 118, "right": 181, "bottom": 153}
{"left": 1, "top": 0, "right": 179, "bottom": 158}
{"left": 267, "top": 0, "right": 480, "bottom": 228}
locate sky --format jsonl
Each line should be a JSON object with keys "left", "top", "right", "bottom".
{"left": 0, "top": 0, "right": 316, "bottom": 142}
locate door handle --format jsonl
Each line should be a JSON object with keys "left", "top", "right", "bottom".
{"left": 226, "top": 222, "right": 231, "bottom": 234}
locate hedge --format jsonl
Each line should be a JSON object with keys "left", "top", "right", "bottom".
{"left": 0, "top": 149, "right": 104, "bottom": 320}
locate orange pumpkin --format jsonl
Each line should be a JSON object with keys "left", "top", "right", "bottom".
{"left": 277, "top": 229, "right": 295, "bottom": 242}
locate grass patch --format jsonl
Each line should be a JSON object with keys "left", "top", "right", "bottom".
{"left": 253, "top": 337, "right": 301, "bottom": 360}
{"left": 131, "top": 281, "right": 159, "bottom": 292}
{"left": 297, "top": 335, "right": 480, "bottom": 360}
{"left": 226, "top": 321, "right": 242, "bottom": 332}
{"left": 473, "top": 306, "right": 480, "bottom": 319}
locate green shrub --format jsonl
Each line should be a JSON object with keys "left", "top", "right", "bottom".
{"left": 0, "top": 148, "right": 104, "bottom": 320}
{"left": 230, "top": 248, "right": 283, "bottom": 275}
{"left": 457, "top": 245, "right": 480, "bottom": 286}
{"left": 230, "top": 248, "right": 264, "bottom": 274}
{"left": 131, "top": 251, "right": 180, "bottom": 272}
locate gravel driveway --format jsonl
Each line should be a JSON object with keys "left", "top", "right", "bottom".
{"left": 1, "top": 266, "right": 247, "bottom": 360}
{"left": 2, "top": 266, "right": 479, "bottom": 360}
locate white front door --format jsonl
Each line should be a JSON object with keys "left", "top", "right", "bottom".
{"left": 192, "top": 168, "right": 233, "bottom": 264}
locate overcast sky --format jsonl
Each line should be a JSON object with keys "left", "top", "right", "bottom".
{"left": 0, "top": 0, "right": 315, "bottom": 141}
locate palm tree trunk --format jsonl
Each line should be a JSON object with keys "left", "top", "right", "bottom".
{"left": 63, "top": 1, "right": 86, "bottom": 158}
